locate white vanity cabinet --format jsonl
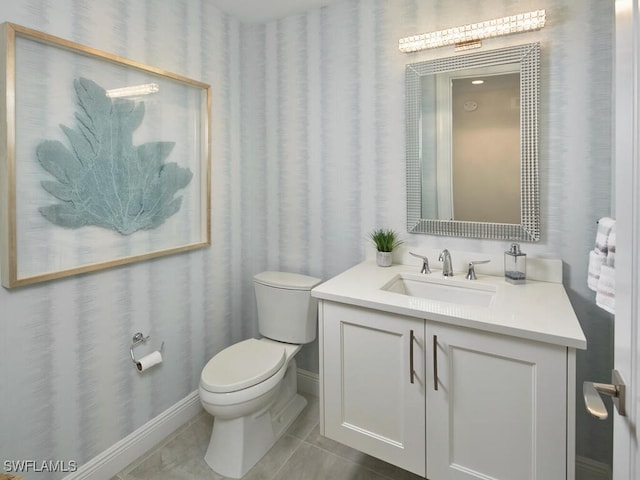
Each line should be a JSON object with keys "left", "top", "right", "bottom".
{"left": 425, "top": 322, "right": 569, "bottom": 480}
{"left": 319, "top": 300, "right": 576, "bottom": 480}
{"left": 320, "top": 301, "right": 427, "bottom": 477}
{"left": 314, "top": 259, "right": 585, "bottom": 480}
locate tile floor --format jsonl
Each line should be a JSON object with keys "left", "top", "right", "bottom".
{"left": 112, "top": 393, "right": 423, "bottom": 480}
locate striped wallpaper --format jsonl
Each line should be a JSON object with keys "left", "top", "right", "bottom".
{"left": 0, "top": 0, "right": 613, "bottom": 476}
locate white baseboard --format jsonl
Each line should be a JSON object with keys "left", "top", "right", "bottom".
{"left": 576, "top": 455, "right": 612, "bottom": 480}
{"left": 63, "top": 391, "right": 202, "bottom": 480}
{"left": 297, "top": 368, "right": 319, "bottom": 397}
{"left": 60, "top": 377, "right": 604, "bottom": 480}
{"left": 65, "top": 371, "right": 317, "bottom": 480}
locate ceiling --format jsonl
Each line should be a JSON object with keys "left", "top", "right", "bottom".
{"left": 210, "top": 0, "right": 347, "bottom": 23}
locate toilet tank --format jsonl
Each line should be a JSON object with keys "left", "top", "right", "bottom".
{"left": 254, "top": 272, "right": 322, "bottom": 344}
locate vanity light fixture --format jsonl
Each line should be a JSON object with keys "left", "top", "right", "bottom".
{"left": 398, "top": 9, "right": 546, "bottom": 53}
{"left": 105, "top": 82, "right": 160, "bottom": 98}
{"left": 471, "top": 80, "right": 485, "bottom": 85}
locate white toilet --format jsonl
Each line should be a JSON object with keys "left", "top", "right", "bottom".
{"left": 198, "top": 271, "right": 322, "bottom": 478}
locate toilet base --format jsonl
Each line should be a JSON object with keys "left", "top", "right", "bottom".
{"left": 204, "top": 361, "right": 306, "bottom": 478}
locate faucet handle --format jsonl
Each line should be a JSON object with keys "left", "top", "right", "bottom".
{"left": 410, "top": 252, "right": 431, "bottom": 274}
{"left": 466, "top": 260, "right": 490, "bottom": 280}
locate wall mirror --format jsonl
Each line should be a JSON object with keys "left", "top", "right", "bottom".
{"left": 406, "top": 43, "right": 540, "bottom": 241}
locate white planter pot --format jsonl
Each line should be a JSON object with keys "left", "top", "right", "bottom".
{"left": 376, "top": 251, "right": 393, "bottom": 267}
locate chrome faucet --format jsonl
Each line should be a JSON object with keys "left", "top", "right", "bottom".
{"left": 409, "top": 252, "right": 431, "bottom": 274}
{"left": 439, "top": 249, "right": 454, "bottom": 276}
{"left": 466, "top": 259, "right": 491, "bottom": 280}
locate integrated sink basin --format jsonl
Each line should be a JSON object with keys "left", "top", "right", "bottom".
{"left": 381, "top": 273, "right": 496, "bottom": 307}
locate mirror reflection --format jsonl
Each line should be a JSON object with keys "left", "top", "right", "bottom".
{"left": 406, "top": 43, "right": 540, "bottom": 241}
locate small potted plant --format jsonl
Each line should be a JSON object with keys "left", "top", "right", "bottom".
{"left": 368, "top": 228, "right": 404, "bottom": 267}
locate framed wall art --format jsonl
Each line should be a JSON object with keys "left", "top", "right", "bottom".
{"left": 0, "top": 22, "right": 211, "bottom": 288}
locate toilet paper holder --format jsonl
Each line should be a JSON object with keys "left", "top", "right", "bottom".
{"left": 130, "top": 332, "right": 164, "bottom": 365}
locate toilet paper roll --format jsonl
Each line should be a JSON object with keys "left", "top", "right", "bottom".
{"left": 136, "top": 351, "right": 163, "bottom": 372}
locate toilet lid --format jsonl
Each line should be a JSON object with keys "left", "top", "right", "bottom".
{"left": 200, "top": 338, "right": 286, "bottom": 393}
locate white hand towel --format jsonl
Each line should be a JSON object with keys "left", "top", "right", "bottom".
{"left": 605, "top": 224, "right": 616, "bottom": 267}
{"left": 588, "top": 217, "right": 616, "bottom": 292}
{"left": 595, "top": 217, "right": 615, "bottom": 254}
{"left": 588, "top": 250, "right": 606, "bottom": 291}
{"left": 596, "top": 264, "right": 615, "bottom": 314}
{"left": 587, "top": 217, "right": 615, "bottom": 292}
{"left": 593, "top": 221, "right": 616, "bottom": 314}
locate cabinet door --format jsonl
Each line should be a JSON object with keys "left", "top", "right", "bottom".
{"left": 321, "top": 302, "right": 426, "bottom": 476}
{"left": 426, "top": 322, "right": 567, "bottom": 480}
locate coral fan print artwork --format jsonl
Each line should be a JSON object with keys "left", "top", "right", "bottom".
{"left": 1, "top": 23, "right": 211, "bottom": 288}
{"left": 36, "top": 77, "right": 193, "bottom": 235}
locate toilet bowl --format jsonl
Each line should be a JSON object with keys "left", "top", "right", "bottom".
{"left": 198, "top": 272, "right": 321, "bottom": 479}
{"left": 199, "top": 338, "right": 304, "bottom": 478}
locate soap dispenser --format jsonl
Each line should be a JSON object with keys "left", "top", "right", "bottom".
{"left": 504, "top": 243, "right": 526, "bottom": 284}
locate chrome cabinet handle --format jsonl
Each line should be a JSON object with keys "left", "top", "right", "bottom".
{"left": 583, "top": 369, "right": 626, "bottom": 419}
{"left": 433, "top": 335, "right": 438, "bottom": 391}
{"left": 410, "top": 329, "right": 415, "bottom": 384}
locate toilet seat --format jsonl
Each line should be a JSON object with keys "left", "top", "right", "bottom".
{"left": 201, "top": 338, "right": 286, "bottom": 393}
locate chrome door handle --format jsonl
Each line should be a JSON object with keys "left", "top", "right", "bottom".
{"left": 583, "top": 369, "right": 626, "bottom": 419}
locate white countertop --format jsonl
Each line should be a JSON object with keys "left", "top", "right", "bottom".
{"left": 312, "top": 260, "right": 587, "bottom": 350}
